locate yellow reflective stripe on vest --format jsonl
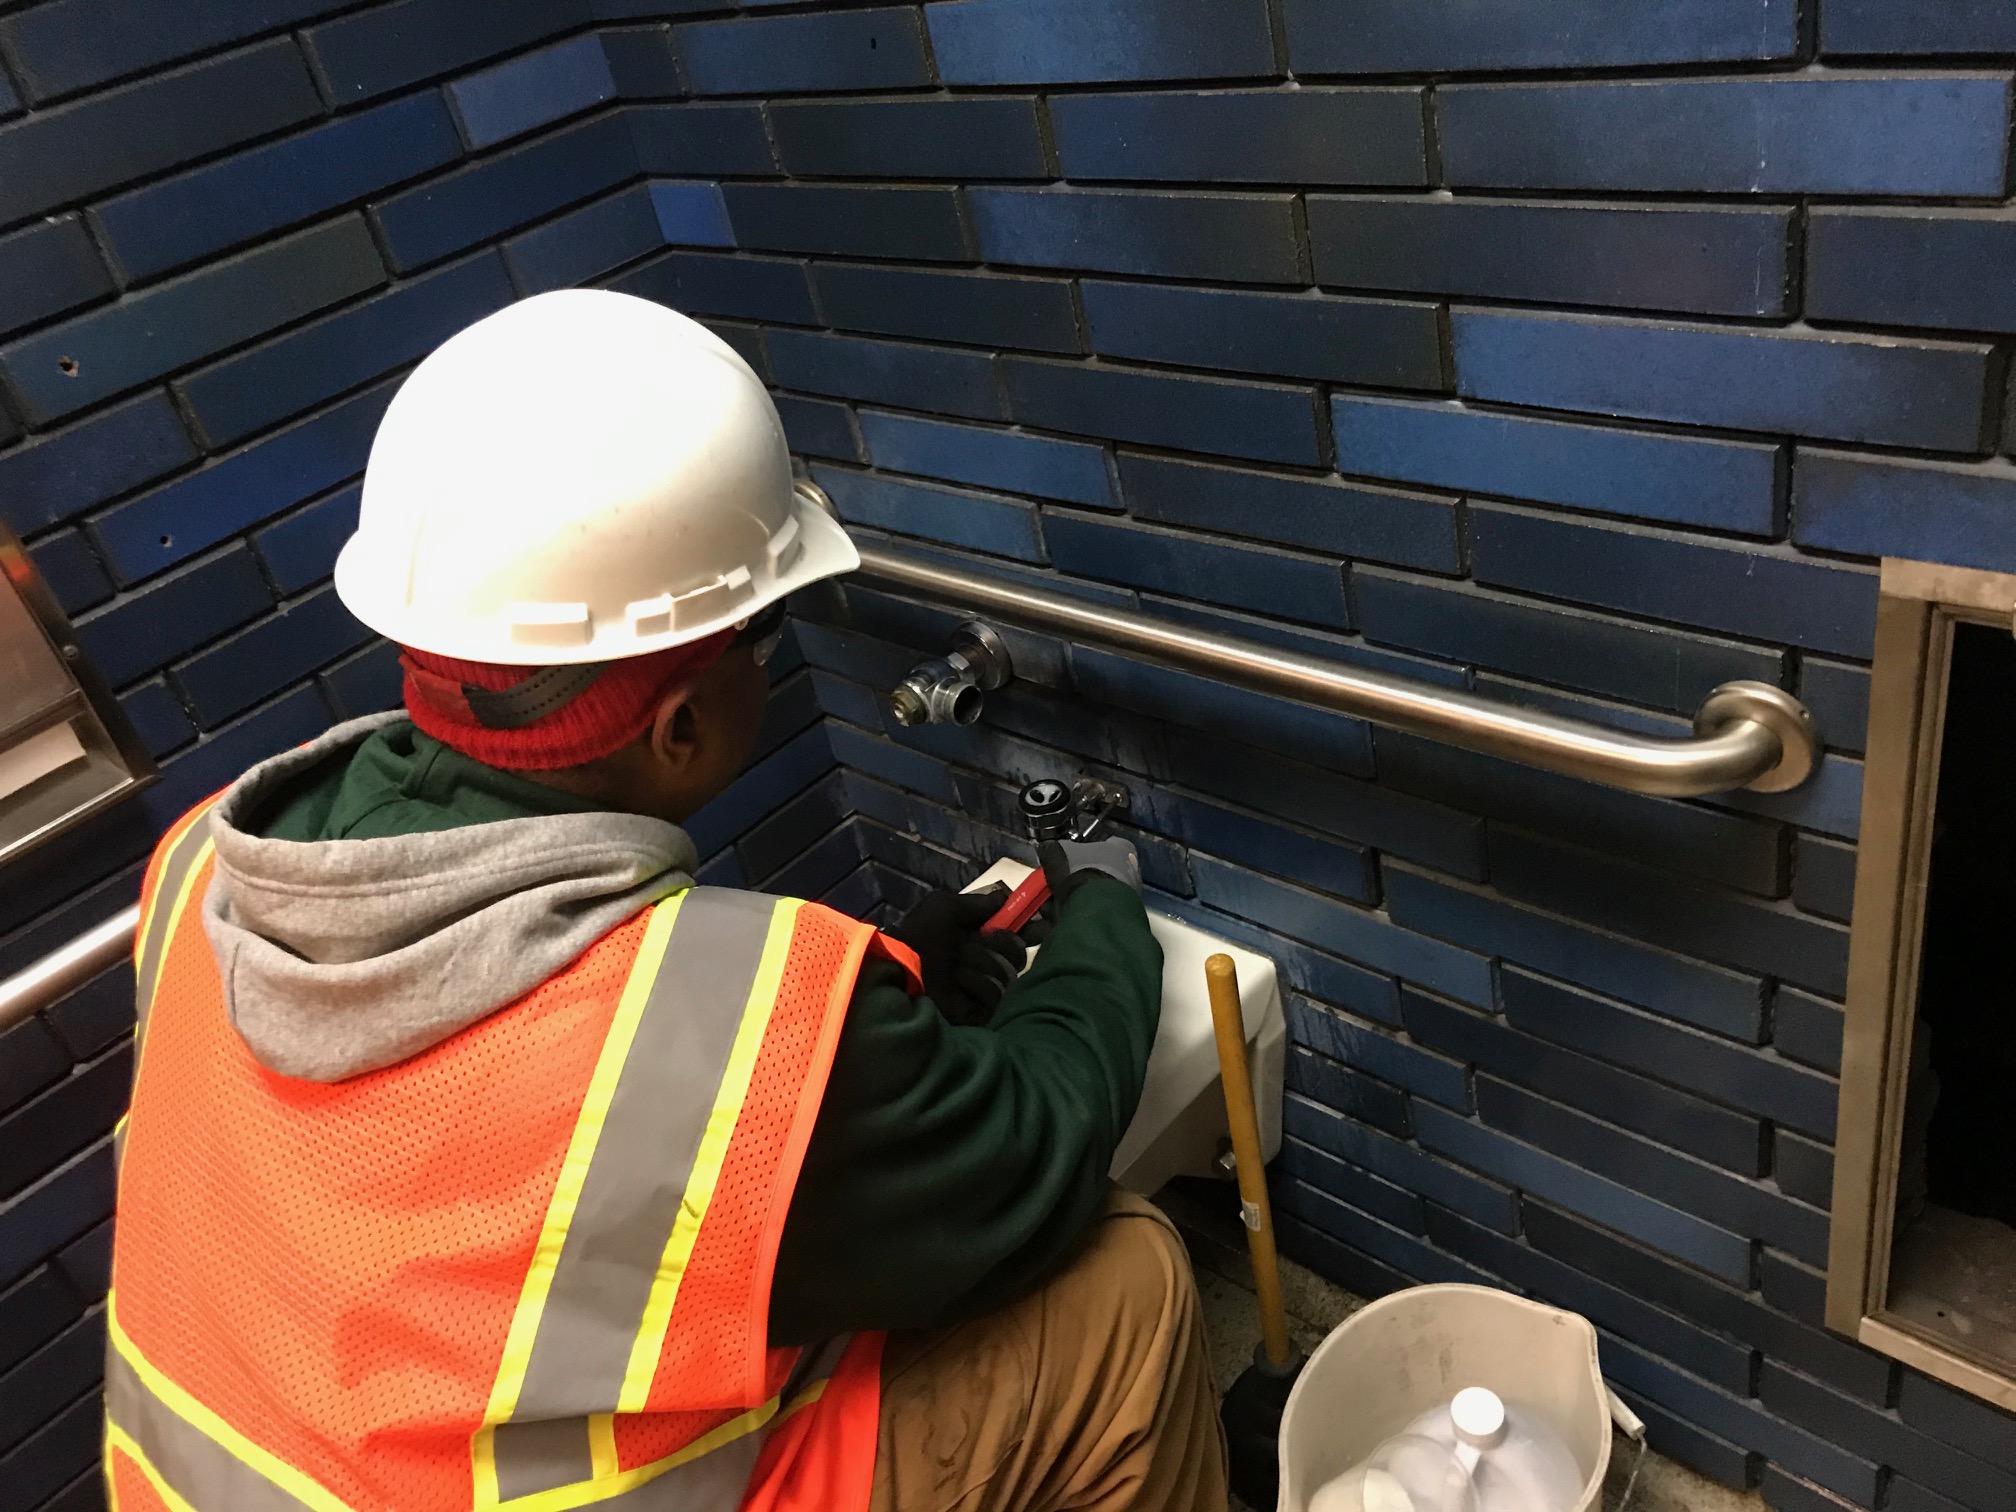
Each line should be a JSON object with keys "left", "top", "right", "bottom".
{"left": 134, "top": 808, "right": 218, "bottom": 1035}
{"left": 104, "top": 1298, "right": 355, "bottom": 1512}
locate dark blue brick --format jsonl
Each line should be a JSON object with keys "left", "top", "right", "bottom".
{"left": 1287, "top": 1047, "right": 1410, "bottom": 1137}
{"left": 925, "top": 0, "right": 1273, "bottom": 86}
{"left": 1884, "top": 1483, "right": 1969, "bottom": 1512}
{"left": 1141, "top": 590, "right": 1469, "bottom": 692}
{"left": 1762, "top": 1469, "right": 1863, "bottom": 1512}
{"left": 1714, "top": 754, "right": 1864, "bottom": 845}
{"left": 1003, "top": 359, "right": 1321, "bottom": 466}
{"left": 1453, "top": 309, "right": 1994, "bottom": 453}
{"left": 0, "top": 1020, "right": 67, "bottom": 1120}
{"left": 1046, "top": 511, "right": 1347, "bottom": 628}
{"left": 1051, "top": 89, "right": 1425, "bottom": 186}
{"left": 44, "top": 963, "right": 135, "bottom": 1061}
{"left": 649, "top": 181, "right": 733, "bottom": 248}
{"left": 971, "top": 188, "right": 1301, "bottom": 285}
{"left": 1334, "top": 394, "right": 1783, "bottom": 536}
{"left": 1384, "top": 864, "right": 1765, "bottom": 1041}
{"left": 1287, "top": 1094, "right": 1516, "bottom": 1231}
{"left": 685, "top": 724, "right": 839, "bottom": 855}
{"left": 2, "top": 216, "right": 386, "bottom": 426}
{"left": 1277, "top": 1176, "right": 1494, "bottom": 1289}
{"left": 1353, "top": 568, "right": 1783, "bottom": 713}
{"left": 141, "top": 684, "right": 330, "bottom": 830}
{"left": 1149, "top": 789, "right": 1374, "bottom": 903}
{"left": 1809, "top": 209, "right": 2016, "bottom": 335}
{"left": 721, "top": 183, "right": 966, "bottom": 262}
{"left": 827, "top": 722, "right": 954, "bottom": 803}
{"left": 598, "top": 25, "right": 681, "bottom": 98}
{"left": 762, "top": 820, "right": 866, "bottom": 900}
{"left": 976, "top": 679, "right": 1167, "bottom": 775}
{"left": 1613, "top": 1394, "right": 1758, "bottom": 1492}
{"left": 0, "top": 37, "right": 321, "bottom": 226}
{"left": 1800, "top": 660, "right": 1869, "bottom": 756}
{"left": 1118, "top": 451, "right": 1458, "bottom": 572}
{"left": 1502, "top": 966, "right": 1837, "bottom": 1141}
{"left": 1275, "top": 1211, "right": 1424, "bottom": 1302}
{"left": 52, "top": 1218, "right": 110, "bottom": 1301}
{"left": 373, "top": 114, "right": 634, "bottom": 273}
{"left": 860, "top": 412, "right": 1108, "bottom": 506}
{"left": 73, "top": 545, "right": 272, "bottom": 686}
{"left": 0, "top": 1391, "right": 101, "bottom": 1512}
{"left": 628, "top": 103, "right": 774, "bottom": 175}
{"left": 0, "top": 1145, "right": 112, "bottom": 1289}
{"left": 117, "top": 680, "right": 195, "bottom": 759}
{"left": 449, "top": 33, "right": 615, "bottom": 148}
{"left": 617, "top": 250, "right": 815, "bottom": 324}
{"left": 1286, "top": 0, "right": 1794, "bottom": 71}
{"left": 0, "top": 1045, "right": 129, "bottom": 1200}
{"left": 1823, "top": 1, "right": 2016, "bottom": 55}
{"left": 1440, "top": 76, "right": 2012, "bottom": 197}
{"left": 1408, "top": 987, "right": 1764, "bottom": 1174}
{"left": 1082, "top": 281, "right": 1442, "bottom": 391}
{"left": 1311, "top": 197, "right": 1792, "bottom": 319}
{"left": 771, "top": 96, "right": 1044, "bottom": 179}
{"left": 678, "top": 7, "right": 928, "bottom": 95}
{"left": 775, "top": 396, "right": 859, "bottom": 462}
{"left": 0, "top": 1271, "right": 77, "bottom": 1378}
{"left": 694, "top": 849, "right": 745, "bottom": 890}
{"left": 92, "top": 92, "right": 463, "bottom": 284}
{"left": 1898, "top": 1373, "right": 2016, "bottom": 1471}
{"left": 1288, "top": 994, "right": 1468, "bottom": 1109}
{"left": 1159, "top": 890, "right": 1407, "bottom": 1026}
{"left": 709, "top": 320, "right": 769, "bottom": 379}
{"left": 253, "top": 484, "right": 360, "bottom": 595}
{"left": 318, "top": 638, "right": 401, "bottom": 720}
{"left": 303, "top": 0, "right": 581, "bottom": 103}
{"left": 1760, "top": 1248, "right": 1831, "bottom": 1325}
{"left": 1491, "top": 828, "right": 1850, "bottom": 998}
{"left": 822, "top": 862, "right": 882, "bottom": 921}
{"left": 0, "top": 217, "right": 110, "bottom": 339}
{"left": 0, "top": 66, "right": 15, "bottom": 117}
{"left": 1773, "top": 989, "right": 1845, "bottom": 1077}
{"left": 736, "top": 772, "right": 849, "bottom": 879}
{"left": 812, "top": 266, "right": 1079, "bottom": 354}
{"left": 504, "top": 186, "right": 660, "bottom": 292}
{"left": 178, "top": 251, "right": 513, "bottom": 447}
{"left": 28, "top": 531, "right": 111, "bottom": 615}
{"left": 811, "top": 466, "right": 1042, "bottom": 563}
{"left": 1773, "top": 1130, "right": 1833, "bottom": 1209}
{"left": 94, "top": 376, "right": 396, "bottom": 585}
{"left": 1794, "top": 836, "right": 1856, "bottom": 924}
{"left": 1795, "top": 450, "right": 2016, "bottom": 575}
{"left": 768, "top": 331, "right": 1001, "bottom": 421}
{"left": 1278, "top": 1136, "right": 1427, "bottom": 1234}
{"left": 1471, "top": 505, "right": 1878, "bottom": 660}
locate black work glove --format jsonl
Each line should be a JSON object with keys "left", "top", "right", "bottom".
{"left": 1038, "top": 837, "right": 1143, "bottom": 904}
{"left": 886, "top": 884, "right": 1029, "bottom": 1027}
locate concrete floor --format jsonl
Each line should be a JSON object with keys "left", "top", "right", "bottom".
{"left": 1155, "top": 1184, "right": 1765, "bottom": 1512}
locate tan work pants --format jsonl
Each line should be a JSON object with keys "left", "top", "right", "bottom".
{"left": 870, "top": 1191, "right": 1229, "bottom": 1512}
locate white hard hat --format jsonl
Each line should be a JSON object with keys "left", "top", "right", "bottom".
{"left": 334, "top": 289, "right": 858, "bottom": 665}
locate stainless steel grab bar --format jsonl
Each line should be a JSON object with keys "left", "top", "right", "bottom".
{"left": 0, "top": 903, "right": 139, "bottom": 1032}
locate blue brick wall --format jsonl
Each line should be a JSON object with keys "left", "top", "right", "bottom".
{"left": 5, "top": 5, "right": 2016, "bottom": 1510}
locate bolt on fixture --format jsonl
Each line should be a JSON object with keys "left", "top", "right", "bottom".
{"left": 888, "top": 621, "right": 1012, "bottom": 727}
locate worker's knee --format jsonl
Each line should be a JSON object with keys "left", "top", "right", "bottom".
{"left": 1056, "top": 1196, "right": 1203, "bottom": 1354}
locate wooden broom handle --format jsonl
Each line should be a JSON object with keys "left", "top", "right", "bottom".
{"left": 1206, "top": 953, "right": 1292, "bottom": 1369}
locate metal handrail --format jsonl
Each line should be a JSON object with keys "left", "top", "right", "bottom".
{"left": 0, "top": 903, "right": 139, "bottom": 1032}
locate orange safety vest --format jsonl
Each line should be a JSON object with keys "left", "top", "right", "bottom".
{"left": 107, "top": 799, "right": 918, "bottom": 1512}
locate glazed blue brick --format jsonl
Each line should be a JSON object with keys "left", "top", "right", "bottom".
{"left": 628, "top": 104, "right": 774, "bottom": 175}
{"left": 825, "top": 723, "right": 955, "bottom": 804}
{"left": 1047, "top": 511, "right": 1348, "bottom": 629}
{"left": 750, "top": 667, "right": 820, "bottom": 765}
{"left": 811, "top": 467, "right": 1043, "bottom": 563}
{"left": 0, "top": 1270, "right": 76, "bottom": 1381}
{"left": 2, "top": 1381, "right": 98, "bottom": 1507}
{"left": 1142, "top": 593, "right": 1468, "bottom": 692}
{"left": 860, "top": 412, "right": 1109, "bottom": 507}
{"left": 1764, "top": 1468, "right": 1866, "bottom": 1512}
{"left": 92, "top": 92, "right": 463, "bottom": 284}
{"left": 1795, "top": 450, "right": 2016, "bottom": 575}
{"left": 180, "top": 251, "right": 513, "bottom": 447}
{"left": 1773, "top": 1130, "right": 1833, "bottom": 1209}
{"left": 174, "top": 589, "right": 369, "bottom": 726}
{"left": 768, "top": 331, "right": 1001, "bottom": 421}
{"left": 775, "top": 397, "right": 858, "bottom": 462}
{"left": 722, "top": 184, "right": 966, "bottom": 263}
{"left": 449, "top": 33, "right": 615, "bottom": 148}
{"left": 1277, "top": 1177, "right": 1494, "bottom": 1289}
{"left": 1287, "top": 1047, "right": 1410, "bottom": 1137}
{"left": 1471, "top": 505, "right": 1879, "bottom": 659}
{"left": 1287, "top": 1094, "right": 1516, "bottom": 1231}
{"left": 1453, "top": 309, "right": 1994, "bottom": 453}
{"left": 693, "top": 849, "right": 745, "bottom": 889}
{"left": 253, "top": 485, "right": 360, "bottom": 595}
{"left": 94, "top": 377, "right": 396, "bottom": 585}
{"left": 1613, "top": 1394, "right": 1757, "bottom": 1491}
{"left": 1384, "top": 864, "right": 1764, "bottom": 1041}
{"left": 118, "top": 680, "right": 195, "bottom": 759}
{"left": 1794, "top": 836, "right": 1857, "bottom": 924}
{"left": 53, "top": 1217, "right": 111, "bottom": 1300}
{"left": 0, "top": 1021, "right": 66, "bottom": 1121}
{"left": 1082, "top": 281, "right": 1442, "bottom": 392}
{"left": 374, "top": 114, "right": 634, "bottom": 273}
{"left": 1311, "top": 197, "right": 1792, "bottom": 319}
{"left": 1353, "top": 569, "right": 1783, "bottom": 714}
{"left": 303, "top": 0, "right": 579, "bottom": 103}
{"left": 618, "top": 251, "right": 815, "bottom": 325}
{"left": 1898, "top": 1373, "right": 2016, "bottom": 1471}
{"left": 504, "top": 186, "right": 660, "bottom": 292}
{"left": 1149, "top": 789, "right": 1374, "bottom": 904}
{"left": 141, "top": 684, "right": 329, "bottom": 830}
{"left": 678, "top": 7, "right": 927, "bottom": 95}
{"left": 1824, "top": 1, "right": 2016, "bottom": 54}
{"left": 0, "top": 393, "right": 195, "bottom": 537}
{"left": 812, "top": 266, "right": 1080, "bottom": 355}
{"left": 0, "top": 217, "right": 111, "bottom": 339}
{"left": 72, "top": 546, "right": 272, "bottom": 686}
{"left": 1287, "top": 994, "right": 1468, "bottom": 1109}
{"left": 770, "top": 97, "right": 1045, "bottom": 179}
{"left": 762, "top": 822, "right": 866, "bottom": 899}
{"left": 926, "top": 0, "right": 1273, "bottom": 85}
{"left": 648, "top": 181, "right": 733, "bottom": 248}
{"left": 1285, "top": 0, "right": 1794, "bottom": 71}
{"left": 737, "top": 772, "right": 849, "bottom": 879}
{"left": 1774, "top": 989, "right": 1845, "bottom": 1077}
{"left": 971, "top": 188, "right": 1301, "bottom": 285}
{"left": 1809, "top": 209, "right": 2016, "bottom": 335}
{"left": 0, "top": 1047, "right": 128, "bottom": 1201}
{"left": 1885, "top": 1483, "right": 1971, "bottom": 1512}
{"left": 822, "top": 862, "right": 882, "bottom": 921}
{"left": 1118, "top": 451, "right": 1458, "bottom": 573}
{"left": 978, "top": 680, "right": 1167, "bottom": 775}
{"left": 1404, "top": 988, "right": 1764, "bottom": 1174}
{"left": 1002, "top": 359, "right": 1322, "bottom": 466}
{"left": 4, "top": 215, "right": 385, "bottom": 426}
{"left": 1278, "top": 1136, "right": 1426, "bottom": 1235}
{"left": 1717, "top": 753, "right": 1864, "bottom": 846}
{"left": 1051, "top": 89, "right": 1425, "bottom": 186}
{"left": 1440, "top": 76, "right": 2013, "bottom": 197}
{"left": 0, "top": 1144, "right": 113, "bottom": 1289}
{"left": 318, "top": 639, "right": 401, "bottom": 719}
{"left": 28, "top": 531, "right": 111, "bottom": 615}
{"left": 1492, "top": 827, "right": 1850, "bottom": 998}
{"left": 598, "top": 25, "right": 681, "bottom": 98}
{"left": 1763, "top": 1364, "right": 2016, "bottom": 1511}
{"left": 1502, "top": 967, "right": 1837, "bottom": 1140}
{"left": 1334, "top": 394, "right": 1783, "bottom": 536}
{"left": 685, "top": 725, "right": 838, "bottom": 855}
{"left": 0, "top": 37, "right": 321, "bottom": 226}
{"left": 711, "top": 323, "right": 767, "bottom": 384}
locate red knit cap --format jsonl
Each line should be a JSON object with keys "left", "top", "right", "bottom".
{"left": 400, "top": 632, "right": 733, "bottom": 771}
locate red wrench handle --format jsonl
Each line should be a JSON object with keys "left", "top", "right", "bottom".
{"left": 983, "top": 868, "right": 1051, "bottom": 934}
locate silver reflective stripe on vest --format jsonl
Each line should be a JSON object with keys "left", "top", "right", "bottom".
{"left": 105, "top": 1345, "right": 321, "bottom": 1512}
{"left": 495, "top": 888, "right": 786, "bottom": 1500}
{"left": 134, "top": 808, "right": 216, "bottom": 1031}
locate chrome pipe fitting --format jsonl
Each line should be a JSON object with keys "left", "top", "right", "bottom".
{"left": 888, "top": 622, "right": 1013, "bottom": 727}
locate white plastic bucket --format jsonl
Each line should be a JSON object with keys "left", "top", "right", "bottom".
{"left": 1277, "top": 1285, "right": 1614, "bottom": 1512}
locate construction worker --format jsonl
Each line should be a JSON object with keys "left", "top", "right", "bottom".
{"left": 107, "top": 291, "right": 1229, "bottom": 1512}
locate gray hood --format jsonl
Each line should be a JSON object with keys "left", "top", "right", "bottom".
{"left": 202, "top": 713, "right": 695, "bottom": 1082}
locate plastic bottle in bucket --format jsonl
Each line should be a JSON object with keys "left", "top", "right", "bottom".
{"left": 1308, "top": 1387, "right": 1583, "bottom": 1512}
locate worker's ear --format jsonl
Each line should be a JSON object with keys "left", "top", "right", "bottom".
{"left": 645, "top": 684, "right": 703, "bottom": 774}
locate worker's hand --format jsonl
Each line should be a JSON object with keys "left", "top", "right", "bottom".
{"left": 886, "top": 885, "right": 1029, "bottom": 1027}
{"left": 1039, "top": 837, "right": 1143, "bottom": 904}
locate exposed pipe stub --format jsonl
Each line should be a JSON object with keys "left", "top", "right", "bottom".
{"left": 888, "top": 621, "right": 1013, "bottom": 727}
